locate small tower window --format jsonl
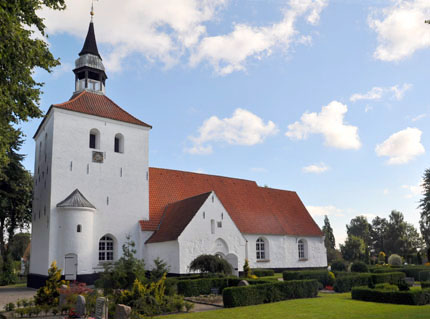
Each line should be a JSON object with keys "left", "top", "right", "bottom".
{"left": 114, "top": 133, "right": 124, "bottom": 153}
{"left": 77, "top": 225, "right": 82, "bottom": 233}
{"left": 89, "top": 129, "right": 100, "bottom": 149}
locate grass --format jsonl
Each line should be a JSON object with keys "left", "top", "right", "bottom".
{"left": 159, "top": 292, "right": 430, "bottom": 319}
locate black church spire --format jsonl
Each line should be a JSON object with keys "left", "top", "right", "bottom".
{"left": 79, "top": 22, "right": 101, "bottom": 59}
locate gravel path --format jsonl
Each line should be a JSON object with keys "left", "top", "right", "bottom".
{"left": 0, "top": 287, "right": 36, "bottom": 310}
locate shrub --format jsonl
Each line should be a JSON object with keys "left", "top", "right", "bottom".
{"left": 34, "top": 261, "right": 67, "bottom": 305}
{"left": 371, "top": 272, "right": 405, "bottom": 285}
{"left": 351, "top": 261, "right": 368, "bottom": 273}
{"left": 3, "top": 302, "right": 15, "bottom": 312}
{"left": 149, "top": 258, "right": 170, "bottom": 282}
{"left": 388, "top": 254, "right": 402, "bottom": 266}
{"left": 327, "top": 272, "right": 335, "bottom": 286}
{"left": 184, "top": 301, "right": 194, "bottom": 312}
{"left": 352, "top": 287, "right": 430, "bottom": 305}
{"left": 401, "top": 266, "right": 430, "bottom": 280}
{"left": 333, "top": 273, "right": 371, "bottom": 292}
{"left": 283, "top": 270, "right": 331, "bottom": 286}
{"left": 223, "top": 279, "right": 318, "bottom": 308}
{"left": 243, "top": 259, "right": 251, "bottom": 278}
{"left": 251, "top": 269, "right": 275, "bottom": 277}
{"left": 397, "top": 279, "right": 410, "bottom": 291}
{"left": 421, "top": 281, "right": 430, "bottom": 289}
{"left": 189, "top": 254, "right": 232, "bottom": 275}
{"left": 419, "top": 270, "right": 430, "bottom": 282}
{"left": 331, "top": 260, "right": 346, "bottom": 272}
{"left": 374, "top": 283, "right": 399, "bottom": 292}
{"left": 378, "top": 252, "right": 386, "bottom": 264}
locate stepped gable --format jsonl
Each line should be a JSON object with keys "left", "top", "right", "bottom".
{"left": 140, "top": 167, "right": 323, "bottom": 238}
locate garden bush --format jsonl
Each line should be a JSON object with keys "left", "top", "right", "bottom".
{"left": 333, "top": 273, "right": 371, "bottom": 292}
{"left": 388, "top": 254, "right": 402, "bottom": 266}
{"left": 419, "top": 270, "right": 430, "bottom": 282}
{"left": 283, "top": 270, "right": 331, "bottom": 286}
{"left": 371, "top": 272, "right": 405, "bottom": 285}
{"left": 251, "top": 269, "right": 275, "bottom": 277}
{"left": 421, "top": 281, "right": 430, "bottom": 289}
{"left": 223, "top": 279, "right": 318, "bottom": 308}
{"left": 330, "top": 260, "right": 346, "bottom": 272}
{"left": 351, "top": 286, "right": 430, "bottom": 305}
{"left": 351, "top": 261, "right": 368, "bottom": 273}
{"left": 371, "top": 267, "right": 400, "bottom": 274}
{"left": 189, "top": 254, "right": 232, "bottom": 275}
{"left": 34, "top": 261, "right": 67, "bottom": 305}
{"left": 399, "top": 266, "right": 430, "bottom": 280}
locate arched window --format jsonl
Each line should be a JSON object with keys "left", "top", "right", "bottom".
{"left": 89, "top": 129, "right": 100, "bottom": 149}
{"left": 256, "top": 238, "right": 267, "bottom": 260}
{"left": 77, "top": 225, "right": 82, "bottom": 233}
{"left": 298, "top": 239, "right": 307, "bottom": 260}
{"left": 114, "top": 133, "right": 124, "bottom": 153}
{"left": 99, "top": 235, "right": 114, "bottom": 261}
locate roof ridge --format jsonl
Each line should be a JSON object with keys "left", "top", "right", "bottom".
{"left": 102, "top": 94, "right": 152, "bottom": 127}
{"left": 149, "top": 167, "right": 257, "bottom": 184}
{"left": 53, "top": 90, "right": 86, "bottom": 107}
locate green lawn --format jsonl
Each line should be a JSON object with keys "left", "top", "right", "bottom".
{"left": 159, "top": 292, "right": 430, "bottom": 319}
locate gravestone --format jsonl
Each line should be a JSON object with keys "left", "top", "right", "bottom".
{"left": 95, "top": 297, "right": 107, "bottom": 319}
{"left": 237, "top": 280, "right": 249, "bottom": 287}
{"left": 59, "top": 285, "right": 69, "bottom": 306}
{"left": 114, "top": 304, "right": 131, "bottom": 319}
{"left": 75, "top": 295, "right": 86, "bottom": 317}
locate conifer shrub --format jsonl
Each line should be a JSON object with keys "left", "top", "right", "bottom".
{"left": 243, "top": 259, "right": 251, "bottom": 278}
{"left": 388, "top": 254, "right": 403, "bottom": 266}
{"left": 351, "top": 261, "right": 368, "bottom": 273}
{"left": 222, "top": 279, "right": 318, "bottom": 308}
{"left": 34, "top": 261, "right": 67, "bottom": 305}
{"left": 251, "top": 269, "right": 275, "bottom": 277}
{"left": 331, "top": 260, "right": 346, "bottom": 272}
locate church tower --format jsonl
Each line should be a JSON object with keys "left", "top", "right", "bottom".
{"left": 29, "top": 15, "right": 151, "bottom": 288}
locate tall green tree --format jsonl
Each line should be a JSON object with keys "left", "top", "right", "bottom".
{"left": 419, "top": 168, "right": 430, "bottom": 247}
{"left": 322, "top": 215, "right": 337, "bottom": 263}
{"left": 0, "top": 0, "right": 65, "bottom": 172}
{"left": 384, "top": 210, "right": 407, "bottom": 257}
{"left": 340, "top": 235, "right": 365, "bottom": 262}
{"left": 346, "top": 216, "right": 371, "bottom": 262}
{"left": 0, "top": 137, "right": 33, "bottom": 284}
{"left": 370, "top": 216, "right": 387, "bottom": 254}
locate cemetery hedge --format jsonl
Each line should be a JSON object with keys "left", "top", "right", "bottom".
{"left": 421, "top": 282, "right": 430, "bottom": 289}
{"left": 251, "top": 269, "right": 275, "bottom": 277}
{"left": 371, "top": 272, "right": 405, "bottom": 285}
{"left": 351, "top": 287, "right": 430, "bottom": 305}
{"left": 222, "top": 279, "right": 318, "bottom": 308}
{"left": 282, "top": 270, "right": 332, "bottom": 287}
{"left": 333, "top": 274, "right": 371, "bottom": 292}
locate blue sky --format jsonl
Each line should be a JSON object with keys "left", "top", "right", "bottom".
{"left": 20, "top": 0, "right": 430, "bottom": 246}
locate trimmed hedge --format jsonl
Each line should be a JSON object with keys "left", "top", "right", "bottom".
{"left": 333, "top": 273, "right": 371, "bottom": 292}
{"left": 419, "top": 270, "right": 430, "bottom": 282}
{"left": 401, "top": 266, "right": 430, "bottom": 280}
{"left": 351, "top": 287, "right": 430, "bottom": 305}
{"left": 223, "top": 279, "right": 318, "bottom": 308}
{"left": 421, "top": 282, "right": 430, "bottom": 289}
{"left": 371, "top": 268, "right": 400, "bottom": 274}
{"left": 371, "top": 272, "right": 405, "bottom": 285}
{"left": 252, "top": 269, "right": 275, "bottom": 277}
{"left": 283, "top": 270, "right": 332, "bottom": 286}
{"left": 176, "top": 277, "right": 270, "bottom": 296}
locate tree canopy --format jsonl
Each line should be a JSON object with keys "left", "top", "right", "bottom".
{"left": 189, "top": 254, "right": 232, "bottom": 275}
{"left": 0, "top": 0, "right": 65, "bottom": 172}
{"left": 419, "top": 168, "right": 430, "bottom": 248}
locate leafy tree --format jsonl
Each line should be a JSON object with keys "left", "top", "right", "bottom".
{"left": 0, "top": 0, "right": 66, "bottom": 171}
{"left": 340, "top": 235, "right": 365, "bottom": 262}
{"left": 0, "top": 137, "right": 33, "bottom": 284}
{"left": 9, "top": 233, "right": 31, "bottom": 261}
{"left": 188, "top": 254, "right": 232, "bottom": 275}
{"left": 347, "top": 216, "right": 371, "bottom": 246}
{"left": 384, "top": 210, "right": 408, "bottom": 257}
{"left": 419, "top": 168, "right": 430, "bottom": 247}
{"left": 370, "top": 216, "right": 388, "bottom": 254}
{"left": 95, "top": 235, "right": 146, "bottom": 293}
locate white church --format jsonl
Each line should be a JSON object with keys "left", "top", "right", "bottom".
{"left": 28, "top": 18, "right": 327, "bottom": 288}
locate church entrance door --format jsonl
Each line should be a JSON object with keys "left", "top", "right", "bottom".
{"left": 226, "top": 253, "right": 239, "bottom": 276}
{"left": 65, "top": 253, "right": 77, "bottom": 280}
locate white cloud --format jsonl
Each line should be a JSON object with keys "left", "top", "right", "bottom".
{"left": 369, "top": 1, "right": 430, "bottom": 61}
{"left": 307, "top": 205, "right": 344, "bottom": 217}
{"left": 383, "top": 188, "right": 389, "bottom": 195}
{"left": 187, "top": 108, "right": 278, "bottom": 154}
{"left": 402, "top": 181, "right": 424, "bottom": 198}
{"left": 375, "top": 127, "right": 425, "bottom": 164}
{"left": 190, "top": 0, "right": 328, "bottom": 75}
{"left": 350, "top": 83, "right": 412, "bottom": 102}
{"left": 286, "top": 100, "right": 361, "bottom": 150}
{"left": 39, "top": 0, "right": 327, "bottom": 74}
{"left": 302, "top": 163, "right": 329, "bottom": 174}
{"left": 412, "top": 113, "right": 428, "bottom": 122}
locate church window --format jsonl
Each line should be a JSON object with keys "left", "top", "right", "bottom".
{"left": 77, "top": 225, "right": 82, "bottom": 233}
{"left": 89, "top": 129, "right": 100, "bottom": 149}
{"left": 106, "top": 196, "right": 109, "bottom": 205}
{"left": 87, "top": 164, "right": 90, "bottom": 175}
{"left": 211, "top": 219, "right": 215, "bottom": 234}
{"left": 298, "top": 239, "right": 307, "bottom": 260}
{"left": 114, "top": 133, "right": 124, "bottom": 153}
{"left": 120, "top": 167, "right": 122, "bottom": 177}
{"left": 217, "top": 221, "right": 222, "bottom": 228}
{"left": 256, "top": 238, "right": 267, "bottom": 260}
{"left": 221, "top": 213, "right": 223, "bottom": 220}
{"left": 70, "top": 161, "right": 73, "bottom": 171}
{"left": 203, "top": 212, "right": 205, "bottom": 219}
{"left": 44, "top": 206, "right": 46, "bottom": 216}
{"left": 99, "top": 236, "right": 114, "bottom": 261}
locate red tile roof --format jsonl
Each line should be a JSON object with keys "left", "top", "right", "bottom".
{"left": 141, "top": 167, "right": 323, "bottom": 240}
{"left": 53, "top": 91, "right": 151, "bottom": 128}
{"left": 146, "top": 192, "right": 212, "bottom": 244}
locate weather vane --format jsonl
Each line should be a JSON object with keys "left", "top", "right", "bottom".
{"left": 90, "top": 0, "right": 99, "bottom": 21}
